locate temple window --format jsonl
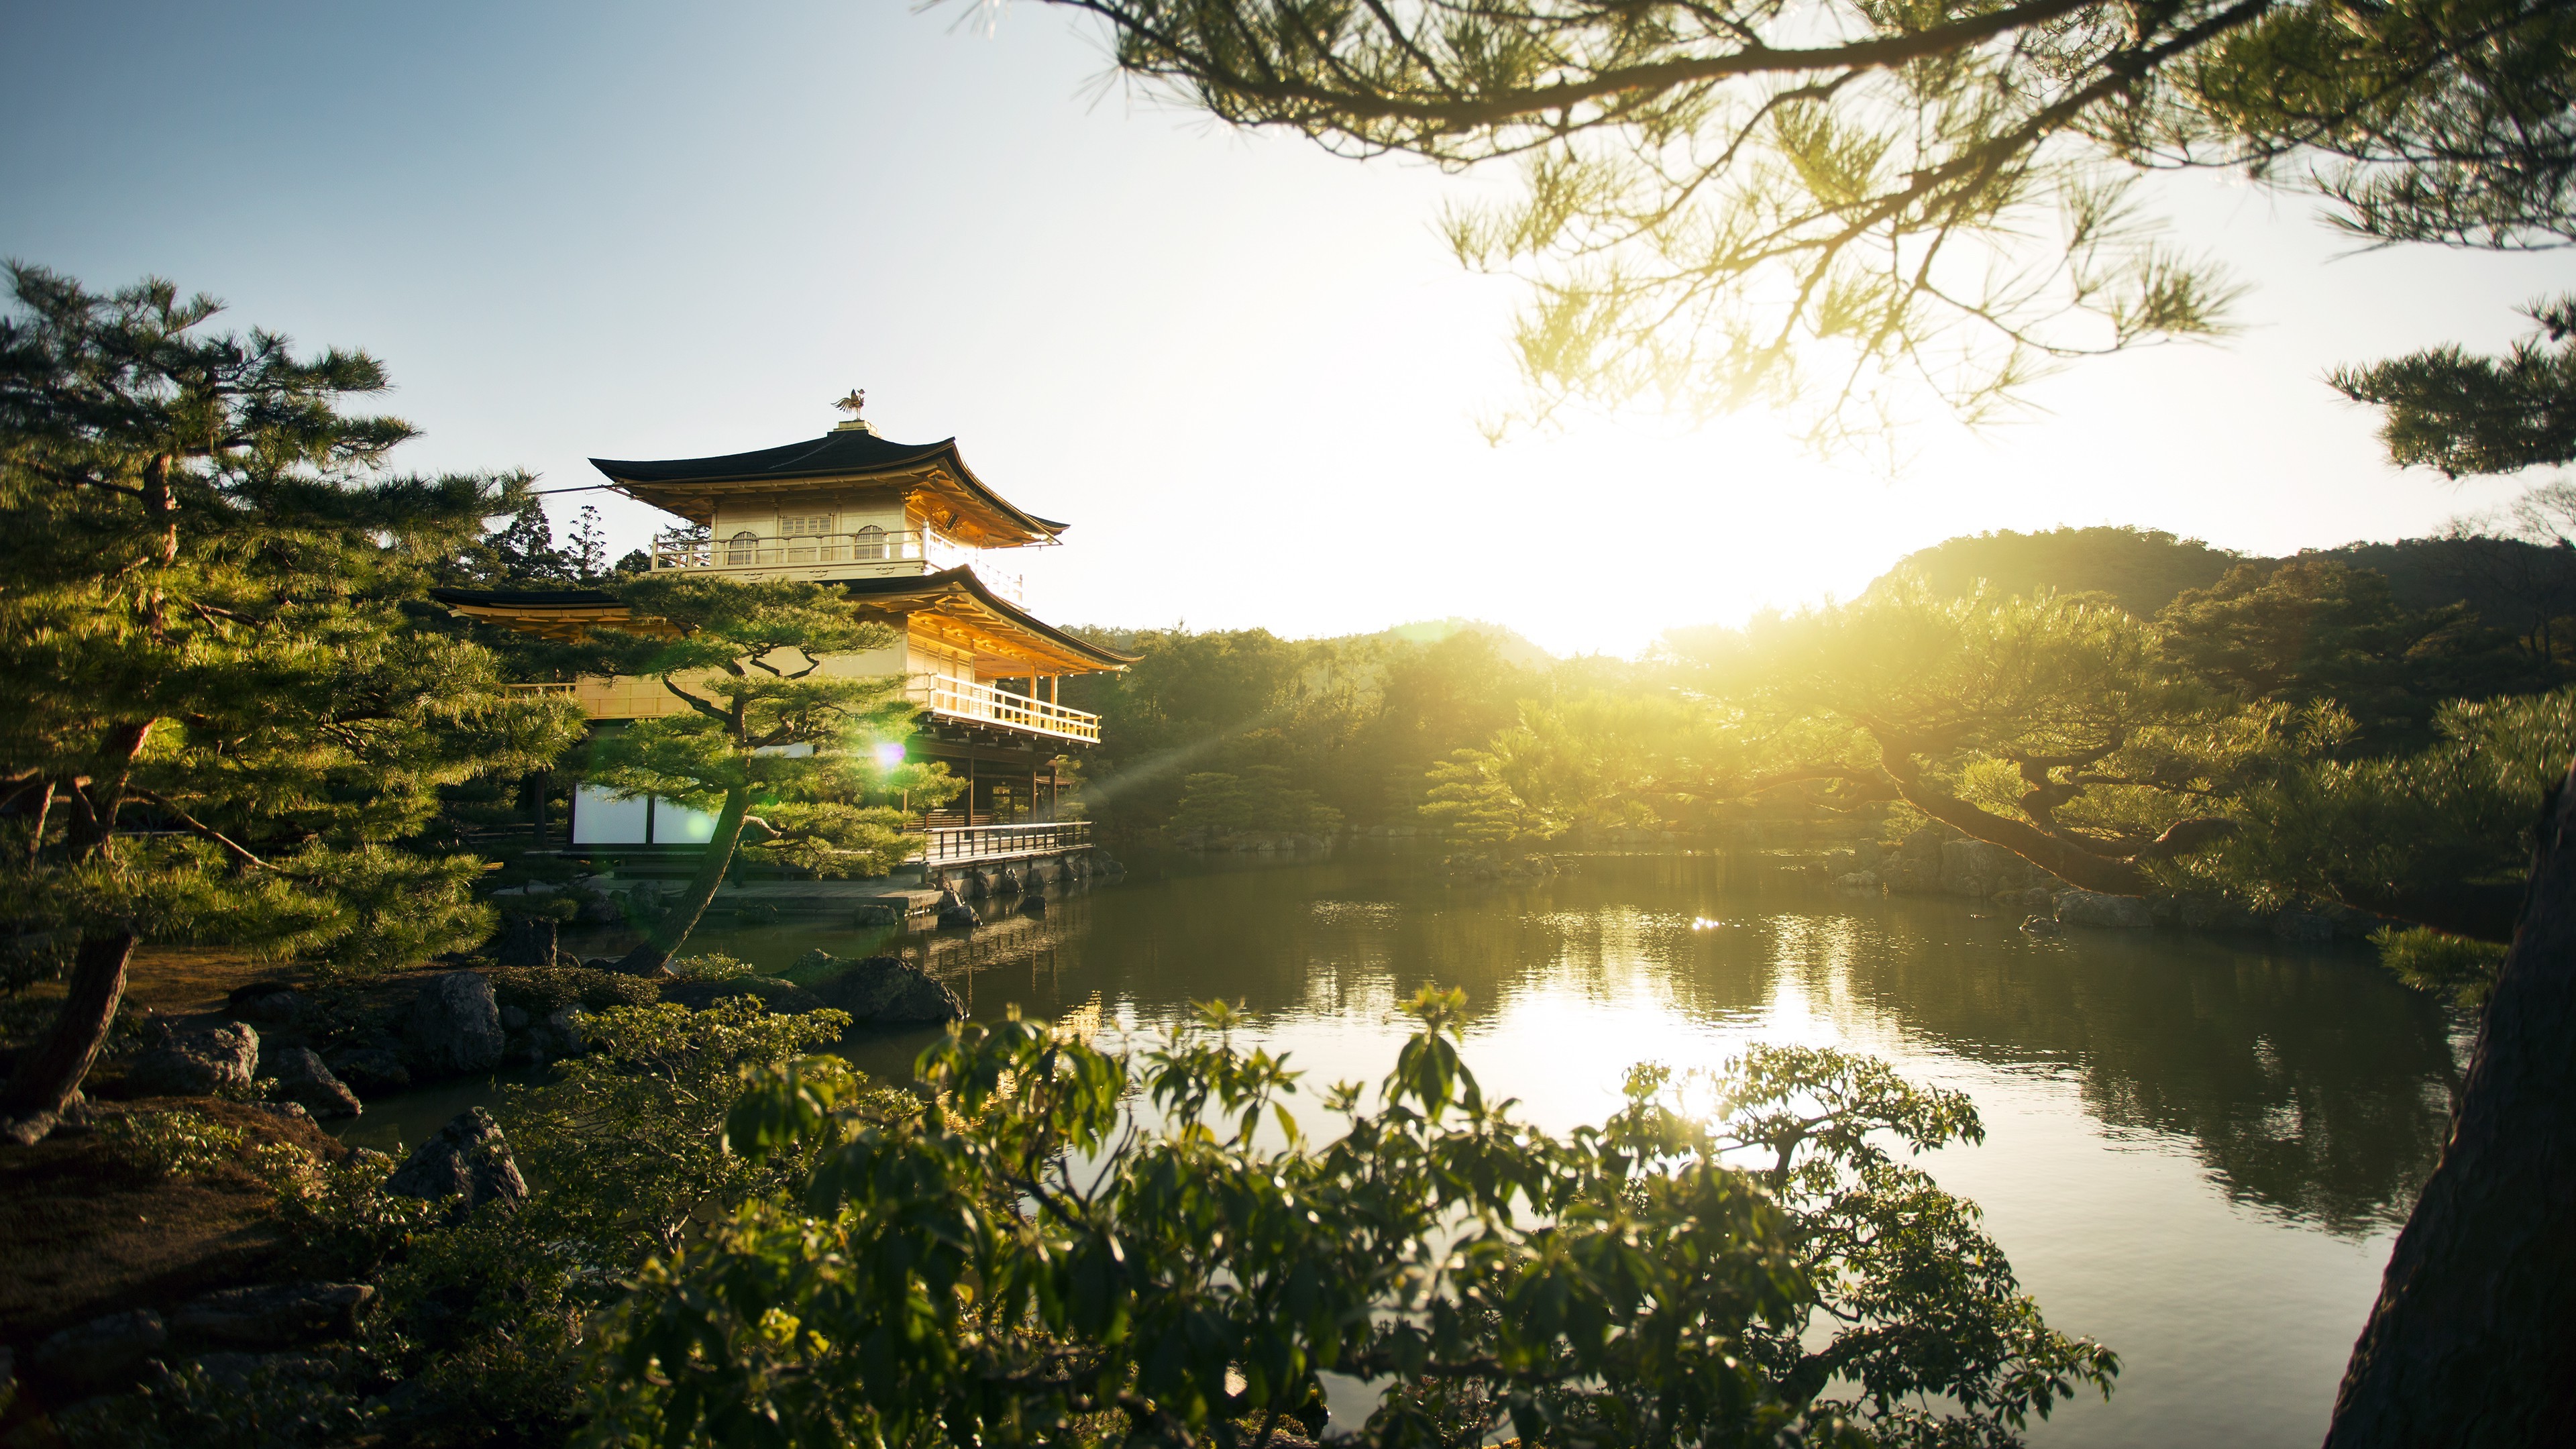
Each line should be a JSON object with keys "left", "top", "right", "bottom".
{"left": 725, "top": 530, "right": 757, "bottom": 566}
{"left": 853, "top": 523, "right": 887, "bottom": 560}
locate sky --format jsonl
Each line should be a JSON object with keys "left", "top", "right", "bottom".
{"left": 6, "top": 1, "right": 2575, "bottom": 657}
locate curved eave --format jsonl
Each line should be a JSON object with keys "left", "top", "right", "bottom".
{"left": 589, "top": 435, "right": 1068, "bottom": 545}
{"left": 842, "top": 568, "right": 1138, "bottom": 672}
{"left": 427, "top": 572, "right": 1135, "bottom": 672}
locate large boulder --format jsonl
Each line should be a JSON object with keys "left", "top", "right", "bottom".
{"left": 2055, "top": 890, "right": 2155, "bottom": 930}
{"left": 125, "top": 1022, "right": 260, "bottom": 1097}
{"left": 225, "top": 981, "right": 305, "bottom": 1024}
{"left": 406, "top": 971, "right": 504, "bottom": 1077}
{"left": 264, "top": 1046, "right": 362, "bottom": 1118}
{"left": 387, "top": 1108, "right": 527, "bottom": 1216}
{"left": 1938, "top": 839, "right": 2038, "bottom": 898}
{"left": 814, "top": 955, "right": 966, "bottom": 1025}
{"left": 32, "top": 1309, "right": 167, "bottom": 1399}
{"left": 1880, "top": 826, "right": 1947, "bottom": 896}
{"left": 491, "top": 913, "right": 560, "bottom": 968}
{"left": 321, "top": 1038, "right": 411, "bottom": 1095}
{"left": 168, "top": 1283, "right": 374, "bottom": 1350}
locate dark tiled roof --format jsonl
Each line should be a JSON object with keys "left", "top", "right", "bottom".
{"left": 588, "top": 431, "right": 1068, "bottom": 535}
{"left": 427, "top": 568, "right": 1137, "bottom": 669}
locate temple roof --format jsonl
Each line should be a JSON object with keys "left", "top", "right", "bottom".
{"left": 429, "top": 566, "right": 1136, "bottom": 674}
{"left": 589, "top": 427, "right": 1067, "bottom": 548}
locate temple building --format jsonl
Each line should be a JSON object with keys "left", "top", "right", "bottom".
{"left": 431, "top": 394, "right": 1133, "bottom": 852}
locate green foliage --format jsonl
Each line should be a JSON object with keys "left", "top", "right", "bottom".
{"left": 1417, "top": 748, "right": 1534, "bottom": 849}
{"left": 292, "top": 1000, "right": 887, "bottom": 1446}
{"left": 2190, "top": 687, "right": 2576, "bottom": 935}
{"left": 588, "top": 990, "right": 2102, "bottom": 1448}
{"left": 102, "top": 1108, "right": 246, "bottom": 1179}
{"left": 584, "top": 574, "right": 951, "bottom": 881}
{"left": 1687, "top": 1049, "right": 2117, "bottom": 1441}
{"left": 2154, "top": 558, "right": 2538, "bottom": 751}
{"left": 2371, "top": 926, "right": 2510, "bottom": 1008}
{"left": 504, "top": 1000, "right": 855, "bottom": 1256}
{"left": 57, "top": 1355, "right": 378, "bottom": 1449}
{"left": 0, "top": 265, "right": 586, "bottom": 996}
{"left": 1023, "top": 0, "right": 2569, "bottom": 443}
{"left": 486, "top": 965, "right": 661, "bottom": 1018}
{"left": 2330, "top": 296, "right": 2576, "bottom": 478}
{"left": 1864, "top": 528, "right": 2246, "bottom": 621}
{"left": 1674, "top": 579, "right": 2242, "bottom": 874}
{"left": 1067, "top": 625, "right": 1544, "bottom": 838}
{"left": 667, "top": 952, "right": 756, "bottom": 982}
{"left": 265, "top": 1146, "right": 438, "bottom": 1278}
{"left": 1172, "top": 764, "right": 1344, "bottom": 837}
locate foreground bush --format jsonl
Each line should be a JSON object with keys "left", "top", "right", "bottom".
{"left": 590, "top": 991, "right": 2110, "bottom": 1448}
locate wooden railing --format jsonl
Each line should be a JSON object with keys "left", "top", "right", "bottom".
{"left": 650, "top": 527, "right": 1024, "bottom": 604}
{"left": 908, "top": 674, "right": 1101, "bottom": 743}
{"left": 917, "top": 819, "right": 1090, "bottom": 865}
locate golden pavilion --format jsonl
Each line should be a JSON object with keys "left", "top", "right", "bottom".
{"left": 431, "top": 394, "right": 1133, "bottom": 853}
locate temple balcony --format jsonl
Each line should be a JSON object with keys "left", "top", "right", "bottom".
{"left": 908, "top": 674, "right": 1099, "bottom": 743}
{"left": 649, "top": 527, "right": 1026, "bottom": 605}
{"left": 506, "top": 674, "right": 1102, "bottom": 744}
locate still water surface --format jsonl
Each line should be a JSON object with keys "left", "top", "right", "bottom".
{"left": 352, "top": 851, "right": 2461, "bottom": 1448}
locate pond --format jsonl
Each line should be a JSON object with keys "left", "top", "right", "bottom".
{"left": 345, "top": 849, "right": 2463, "bottom": 1448}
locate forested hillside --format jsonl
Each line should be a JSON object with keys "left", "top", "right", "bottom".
{"left": 1882, "top": 525, "right": 2576, "bottom": 654}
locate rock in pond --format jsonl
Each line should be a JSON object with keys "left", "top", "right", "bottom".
{"left": 813, "top": 955, "right": 966, "bottom": 1025}
{"left": 127, "top": 1022, "right": 260, "bottom": 1097}
{"left": 406, "top": 971, "right": 504, "bottom": 1077}
{"left": 1016, "top": 894, "right": 1048, "bottom": 918}
{"left": 2054, "top": 890, "right": 2155, "bottom": 930}
{"left": 387, "top": 1108, "right": 527, "bottom": 1216}
{"left": 321, "top": 1039, "right": 411, "bottom": 1095}
{"left": 264, "top": 1046, "right": 362, "bottom": 1118}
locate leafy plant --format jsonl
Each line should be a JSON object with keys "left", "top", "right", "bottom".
{"left": 589, "top": 989, "right": 2105, "bottom": 1448}
{"left": 666, "top": 953, "right": 755, "bottom": 983}
{"left": 264, "top": 1144, "right": 437, "bottom": 1277}
{"left": 487, "top": 965, "right": 661, "bottom": 1018}
{"left": 103, "top": 1108, "right": 246, "bottom": 1179}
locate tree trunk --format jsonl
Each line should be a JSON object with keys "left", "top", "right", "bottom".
{"left": 2321, "top": 759, "right": 2576, "bottom": 1446}
{"left": 1875, "top": 759, "right": 2153, "bottom": 896}
{"left": 612, "top": 787, "right": 751, "bottom": 976}
{"left": 3, "top": 931, "right": 138, "bottom": 1118}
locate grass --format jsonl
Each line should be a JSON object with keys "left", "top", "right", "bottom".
{"left": 12, "top": 944, "right": 286, "bottom": 1017}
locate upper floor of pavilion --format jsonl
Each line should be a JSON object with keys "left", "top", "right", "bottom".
{"left": 596, "top": 392, "right": 1061, "bottom": 604}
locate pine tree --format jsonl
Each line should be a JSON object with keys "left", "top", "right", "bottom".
{"left": 580, "top": 573, "right": 955, "bottom": 975}
{"left": 1417, "top": 749, "right": 1532, "bottom": 853}
{"left": 0, "top": 264, "right": 585, "bottom": 1134}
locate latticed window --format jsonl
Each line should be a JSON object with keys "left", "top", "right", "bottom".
{"left": 780, "top": 514, "right": 833, "bottom": 537}
{"left": 725, "top": 531, "right": 758, "bottom": 566}
{"left": 853, "top": 523, "right": 887, "bottom": 560}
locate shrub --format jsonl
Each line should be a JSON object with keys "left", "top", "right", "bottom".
{"left": 667, "top": 953, "right": 755, "bottom": 981}
{"left": 103, "top": 1108, "right": 245, "bottom": 1179}
{"left": 56, "top": 1356, "right": 376, "bottom": 1449}
{"left": 592, "top": 991, "right": 2111, "bottom": 1448}
{"left": 263, "top": 1146, "right": 437, "bottom": 1278}
{"left": 488, "top": 966, "right": 659, "bottom": 1018}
